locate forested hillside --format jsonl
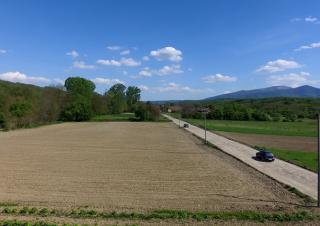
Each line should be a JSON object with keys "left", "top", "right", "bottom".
{"left": 0, "top": 77, "right": 157, "bottom": 130}
{"left": 164, "top": 98, "right": 320, "bottom": 122}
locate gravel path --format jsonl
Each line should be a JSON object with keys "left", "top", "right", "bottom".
{"left": 164, "top": 114, "right": 318, "bottom": 200}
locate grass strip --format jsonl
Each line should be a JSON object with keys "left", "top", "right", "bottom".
{"left": 0, "top": 220, "right": 138, "bottom": 226}
{"left": 167, "top": 113, "right": 317, "bottom": 137}
{"left": 0, "top": 207, "right": 319, "bottom": 223}
{"left": 266, "top": 147, "right": 317, "bottom": 172}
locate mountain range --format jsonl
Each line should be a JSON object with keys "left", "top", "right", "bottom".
{"left": 205, "top": 85, "right": 320, "bottom": 100}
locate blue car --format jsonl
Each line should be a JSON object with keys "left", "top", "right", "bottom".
{"left": 256, "top": 150, "right": 275, "bottom": 162}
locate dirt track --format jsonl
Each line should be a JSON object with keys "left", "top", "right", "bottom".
{"left": 0, "top": 122, "right": 302, "bottom": 211}
{"left": 216, "top": 131, "right": 317, "bottom": 152}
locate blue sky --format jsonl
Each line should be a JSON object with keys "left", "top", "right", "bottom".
{"left": 0, "top": 0, "right": 319, "bottom": 100}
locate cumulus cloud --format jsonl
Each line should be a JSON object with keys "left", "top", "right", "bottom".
{"left": 73, "top": 61, "right": 96, "bottom": 69}
{"left": 305, "top": 16, "right": 319, "bottom": 24}
{"left": 202, "top": 73, "right": 237, "bottom": 83}
{"left": 256, "top": 59, "right": 302, "bottom": 73}
{"left": 267, "top": 72, "right": 320, "bottom": 87}
{"left": 120, "top": 49, "right": 130, "bottom": 55}
{"left": 136, "top": 65, "right": 183, "bottom": 78}
{"left": 150, "top": 47, "right": 183, "bottom": 62}
{"left": 91, "top": 77, "right": 125, "bottom": 85}
{"left": 96, "top": 57, "right": 140, "bottom": 67}
{"left": 138, "top": 85, "right": 149, "bottom": 91}
{"left": 156, "top": 65, "right": 183, "bottom": 76}
{"left": 107, "top": 46, "right": 122, "bottom": 51}
{"left": 66, "top": 50, "right": 79, "bottom": 58}
{"left": 295, "top": 41, "right": 320, "bottom": 51}
{"left": 139, "top": 67, "right": 153, "bottom": 77}
{"left": 0, "top": 49, "right": 7, "bottom": 54}
{"left": 156, "top": 82, "right": 214, "bottom": 93}
{"left": 0, "top": 71, "right": 51, "bottom": 85}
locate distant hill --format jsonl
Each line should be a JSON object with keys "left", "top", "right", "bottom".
{"left": 206, "top": 85, "right": 320, "bottom": 100}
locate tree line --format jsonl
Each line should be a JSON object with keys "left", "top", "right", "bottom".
{"left": 162, "top": 98, "right": 320, "bottom": 122}
{"left": 0, "top": 77, "right": 160, "bottom": 130}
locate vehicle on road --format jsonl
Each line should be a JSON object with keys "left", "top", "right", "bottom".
{"left": 183, "top": 123, "right": 189, "bottom": 128}
{"left": 256, "top": 149, "right": 275, "bottom": 162}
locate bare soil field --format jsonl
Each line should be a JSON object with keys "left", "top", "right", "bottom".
{"left": 0, "top": 122, "right": 303, "bottom": 212}
{"left": 216, "top": 131, "right": 317, "bottom": 152}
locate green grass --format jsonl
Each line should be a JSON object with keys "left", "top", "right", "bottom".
{"left": 168, "top": 113, "right": 317, "bottom": 137}
{"left": 261, "top": 147, "right": 317, "bottom": 172}
{"left": 91, "top": 113, "right": 135, "bottom": 122}
{"left": 0, "top": 206, "right": 319, "bottom": 223}
{"left": 92, "top": 113, "right": 170, "bottom": 122}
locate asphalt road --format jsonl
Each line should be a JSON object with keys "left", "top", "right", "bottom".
{"left": 164, "top": 114, "right": 318, "bottom": 200}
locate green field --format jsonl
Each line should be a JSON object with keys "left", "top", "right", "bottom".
{"left": 266, "top": 147, "right": 317, "bottom": 172}
{"left": 169, "top": 113, "right": 317, "bottom": 137}
{"left": 91, "top": 113, "right": 135, "bottom": 122}
{"left": 92, "top": 113, "right": 169, "bottom": 122}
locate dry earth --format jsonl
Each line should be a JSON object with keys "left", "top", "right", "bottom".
{"left": 216, "top": 131, "right": 317, "bottom": 152}
{"left": 0, "top": 122, "right": 303, "bottom": 212}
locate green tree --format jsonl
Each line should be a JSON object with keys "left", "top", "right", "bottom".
{"left": 135, "top": 102, "right": 160, "bottom": 121}
{"left": 105, "top": 83, "right": 127, "bottom": 114}
{"left": 126, "top": 86, "right": 141, "bottom": 112}
{"left": 64, "top": 77, "right": 95, "bottom": 98}
{"left": 62, "top": 77, "right": 96, "bottom": 121}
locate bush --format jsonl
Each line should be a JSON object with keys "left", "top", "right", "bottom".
{"left": 135, "top": 103, "right": 160, "bottom": 121}
{"left": 61, "top": 98, "right": 92, "bottom": 121}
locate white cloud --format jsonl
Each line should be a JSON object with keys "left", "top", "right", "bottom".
{"left": 139, "top": 67, "right": 153, "bottom": 77}
{"left": 91, "top": 77, "right": 125, "bottom": 85}
{"left": 96, "top": 57, "right": 140, "bottom": 67}
{"left": 150, "top": 46, "right": 183, "bottom": 62}
{"left": 120, "top": 49, "right": 130, "bottom": 55}
{"left": 136, "top": 65, "right": 183, "bottom": 78}
{"left": 202, "top": 73, "right": 237, "bottom": 83}
{"left": 53, "top": 78, "right": 65, "bottom": 85}
{"left": 156, "top": 65, "right": 183, "bottom": 76}
{"left": 138, "top": 85, "right": 149, "bottom": 91}
{"left": 156, "top": 82, "right": 215, "bottom": 93}
{"left": 97, "top": 59, "right": 121, "bottom": 66}
{"left": 267, "top": 72, "right": 320, "bottom": 87}
{"left": 0, "top": 71, "right": 51, "bottom": 85}
{"left": 0, "top": 49, "right": 7, "bottom": 54}
{"left": 305, "top": 16, "right": 319, "bottom": 24}
{"left": 73, "top": 61, "right": 95, "bottom": 69}
{"left": 66, "top": 50, "right": 79, "bottom": 58}
{"left": 256, "top": 59, "right": 302, "bottom": 73}
{"left": 142, "top": 56, "right": 149, "bottom": 61}
{"left": 120, "top": 57, "right": 141, "bottom": 66}
{"left": 295, "top": 41, "right": 320, "bottom": 51}
{"left": 107, "top": 45, "right": 122, "bottom": 51}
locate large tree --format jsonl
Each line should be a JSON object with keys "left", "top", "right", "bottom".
{"left": 126, "top": 86, "right": 141, "bottom": 112}
{"left": 62, "top": 77, "right": 96, "bottom": 121}
{"left": 105, "top": 83, "right": 127, "bottom": 114}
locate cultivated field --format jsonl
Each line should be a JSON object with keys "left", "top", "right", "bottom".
{"left": 0, "top": 122, "right": 302, "bottom": 212}
{"left": 216, "top": 132, "right": 317, "bottom": 152}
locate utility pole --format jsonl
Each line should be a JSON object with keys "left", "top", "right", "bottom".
{"left": 318, "top": 113, "right": 320, "bottom": 207}
{"left": 204, "top": 112, "right": 207, "bottom": 144}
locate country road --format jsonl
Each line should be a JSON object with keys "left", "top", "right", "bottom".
{"left": 163, "top": 114, "right": 318, "bottom": 200}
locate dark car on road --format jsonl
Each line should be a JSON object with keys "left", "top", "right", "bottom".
{"left": 256, "top": 150, "right": 275, "bottom": 162}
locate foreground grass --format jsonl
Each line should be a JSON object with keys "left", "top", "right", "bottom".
{"left": 168, "top": 113, "right": 317, "bottom": 137}
{"left": 262, "top": 147, "right": 317, "bottom": 172}
{"left": 0, "top": 220, "right": 137, "bottom": 226}
{"left": 92, "top": 113, "right": 169, "bottom": 122}
{"left": 0, "top": 206, "right": 319, "bottom": 223}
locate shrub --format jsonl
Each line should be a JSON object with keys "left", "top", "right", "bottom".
{"left": 135, "top": 102, "right": 160, "bottom": 121}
